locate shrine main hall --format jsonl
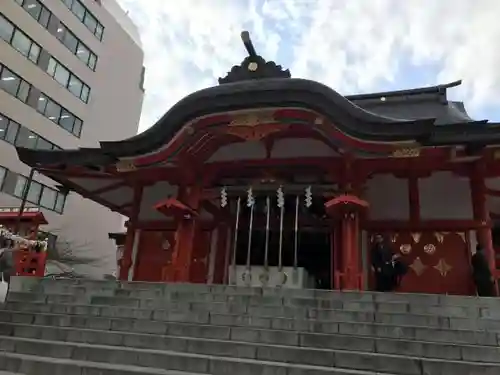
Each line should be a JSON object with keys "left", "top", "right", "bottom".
{"left": 15, "top": 32, "right": 500, "bottom": 295}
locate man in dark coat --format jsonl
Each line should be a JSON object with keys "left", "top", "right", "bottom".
{"left": 371, "top": 234, "right": 407, "bottom": 292}
{"left": 371, "top": 234, "right": 396, "bottom": 292}
{"left": 471, "top": 244, "right": 495, "bottom": 297}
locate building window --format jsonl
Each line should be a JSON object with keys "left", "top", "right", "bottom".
{"left": 15, "top": 126, "right": 37, "bottom": 148}
{"left": 35, "top": 93, "right": 83, "bottom": 137}
{"left": 0, "top": 167, "right": 67, "bottom": 214}
{"left": 0, "top": 64, "right": 83, "bottom": 138}
{"left": 15, "top": 1, "right": 97, "bottom": 70}
{"left": 46, "top": 57, "right": 90, "bottom": 103}
{"left": 0, "top": 65, "right": 31, "bottom": 102}
{"left": 59, "top": 0, "right": 104, "bottom": 41}
{"left": 0, "top": 14, "right": 41, "bottom": 64}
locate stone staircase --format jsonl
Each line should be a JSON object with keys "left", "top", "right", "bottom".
{"left": 1, "top": 278, "right": 500, "bottom": 375}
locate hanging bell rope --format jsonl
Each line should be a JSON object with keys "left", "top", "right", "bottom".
{"left": 231, "top": 196, "right": 241, "bottom": 285}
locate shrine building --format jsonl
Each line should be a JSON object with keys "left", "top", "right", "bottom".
{"left": 14, "top": 32, "right": 500, "bottom": 295}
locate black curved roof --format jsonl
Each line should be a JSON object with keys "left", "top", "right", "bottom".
{"left": 15, "top": 32, "right": 500, "bottom": 168}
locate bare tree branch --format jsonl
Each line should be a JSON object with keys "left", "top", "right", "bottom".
{"left": 41, "top": 228, "right": 102, "bottom": 267}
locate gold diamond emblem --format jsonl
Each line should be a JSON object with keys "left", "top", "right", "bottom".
{"left": 434, "top": 259, "right": 452, "bottom": 277}
{"left": 410, "top": 257, "right": 427, "bottom": 276}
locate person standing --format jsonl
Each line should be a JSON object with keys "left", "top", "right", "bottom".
{"left": 371, "top": 234, "right": 396, "bottom": 292}
{"left": 471, "top": 244, "right": 496, "bottom": 297}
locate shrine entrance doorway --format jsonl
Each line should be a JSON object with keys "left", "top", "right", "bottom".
{"left": 368, "top": 231, "right": 474, "bottom": 295}
{"left": 234, "top": 227, "right": 332, "bottom": 289}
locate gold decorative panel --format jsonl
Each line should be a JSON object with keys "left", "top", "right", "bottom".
{"left": 434, "top": 259, "right": 452, "bottom": 277}
{"left": 411, "top": 232, "right": 421, "bottom": 244}
{"left": 399, "top": 244, "right": 412, "bottom": 255}
{"left": 410, "top": 257, "right": 427, "bottom": 276}
{"left": 423, "top": 244, "right": 436, "bottom": 255}
{"left": 392, "top": 147, "right": 421, "bottom": 158}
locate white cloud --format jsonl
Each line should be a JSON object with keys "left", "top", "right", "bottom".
{"left": 116, "top": 0, "right": 500, "bottom": 131}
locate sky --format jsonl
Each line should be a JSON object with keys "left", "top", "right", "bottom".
{"left": 116, "top": 0, "right": 500, "bottom": 133}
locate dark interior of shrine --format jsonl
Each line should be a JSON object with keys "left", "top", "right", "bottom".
{"left": 233, "top": 195, "right": 332, "bottom": 289}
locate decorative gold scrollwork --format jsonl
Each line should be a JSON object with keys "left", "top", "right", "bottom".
{"left": 457, "top": 232, "right": 466, "bottom": 243}
{"left": 115, "top": 160, "right": 136, "bottom": 172}
{"left": 391, "top": 233, "right": 398, "bottom": 243}
{"left": 229, "top": 111, "right": 275, "bottom": 127}
{"left": 411, "top": 232, "right": 421, "bottom": 244}
{"left": 392, "top": 147, "right": 421, "bottom": 158}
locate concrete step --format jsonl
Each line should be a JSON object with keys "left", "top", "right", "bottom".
{"left": 2, "top": 320, "right": 500, "bottom": 363}
{"left": 0, "top": 352, "right": 207, "bottom": 375}
{"left": 7, "top": 289, "right": 495, "bottom": 319}
{"left": 6, "top": 294, "right": 500, "bottom": 332}
{"left": 0, "top": 336, "right": 398, "bottom": 375}
{"left": 14, "top": 277, "right": 500, "bottom": 308}
{"left": 2, "top": 335, "right": 500, "bottom": 375}
{"left": 1, "top": 307, "right": 498, "bottom": 347}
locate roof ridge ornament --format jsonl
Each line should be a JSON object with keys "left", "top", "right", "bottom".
{"left": 218, "top": 31, "right": 291, "bottom": 85}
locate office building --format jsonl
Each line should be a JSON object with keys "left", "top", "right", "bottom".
{"left": 0, "top": 0, "right": 145, "bottom": 276}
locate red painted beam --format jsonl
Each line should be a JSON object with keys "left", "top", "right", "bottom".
{"left": 363, "top": 219, "right": 487, "bottom": 231}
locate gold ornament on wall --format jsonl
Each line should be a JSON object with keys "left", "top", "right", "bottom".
{"left": 399, "top": 244, "right": 412, "bottom": 255}
{"left": 424, "top": 243, "right": 436, "bottom": 255}
{"left": 457, "top": 232, "right": 466, "bottom": 243}
{"left": 391, "top": 233, "right": 398, "bottom": 243}
{"left": 434, "top": 259, "right": 452, "bottom": 277}
{"left": 411, "top": 232, "right": 422, "bottom": 243}
{"left": 433, "top": 232, "right": 444, "bottom": 244}
{"left": 410, "top": 257, "right": 427, "bottom": 276}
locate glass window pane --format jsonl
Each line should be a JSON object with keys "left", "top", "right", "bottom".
{"left": 63, "top": 31, "right": 78, "bottom": 53}
{"left": 27, "top": 181, "right": 42, "bottom": 203}
{"left": 5, "top": 121, "right": 19, "bottom": 143}
{"left": 59, "top": 110, "right": 74, "bottom": 132}
{"left": 80, "top": 84, "right": 90, "bottom": 102}
{"left": 1, "top": 171, "right": 18, "bottom": 195}
{"left": 15, "top": 126, "right": 37, "bottom": 148}
{"left": 73, "top": 117, "right": 82, "bottom": 136}
{"left": 0, "top": 15, "right": 14, "bottom": 43}
{"left": 54, "top": 64, "right": 70, "bottom": 87}
{"left": 84, "top": 13, "right": 97, "bottom": 33}
{"left": 45, "top": 100, "right": 61, "bottom": 122}
{"left": 17, "top": 80, "right": 30, "bottom": 102}
{"left": 0, "top": 115, "right": 8, "bottom": 140}
{"left": 54, "top": 192, "right": 66, "bottom": 212}
{"left": 39, "top": 7, "right": 51, "bottom": 28}
{"left": 76, "top": 44, "right": 90, "bottom": 64}
{"left": 11, "top": 30, "right": 33, "bottom": 59}
{"left": 95, "top": 24, "right": 104, "bottom": 40}
{"left": 36, "top": 93, "right": 48, "bottom": 113}
{"left": 28, "top": 42, "right": 40, "bottom": 63}
{"left": 14, "top": 174, "right": 27, "bottom": 198}
{"left": 36, "top": 137, "right": 52, "bottom": 150}
{"left": 47, "top": 58, "right": 57, "bottom": 76}
{"left": 62, "top": 0, "right": 73, "bottom": 8}
{"left": 0, "top": 68, "right": 21, "bottom": 97}
{"left": 0, "top": 167, "right": 6, "bottom": 190}
{"left": 68, "top": 75, "right": 82, "bottom": 97}
{"left": 23, "top": 0, "right": 42, "bottom": 20}
{"left": 40, "top": 187, "right": 56, "bottom": 209}
{"left": 55, "top": 24, "right": 65, "bottom": 41}
{"left": 88, "top": 53, "right": 97, "bottom": 70}
{"left": 15, "top": 0, "right": 25, "bottom": 5}
{"left": 72, "top": 1, "right": 86, "bottom": 21}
